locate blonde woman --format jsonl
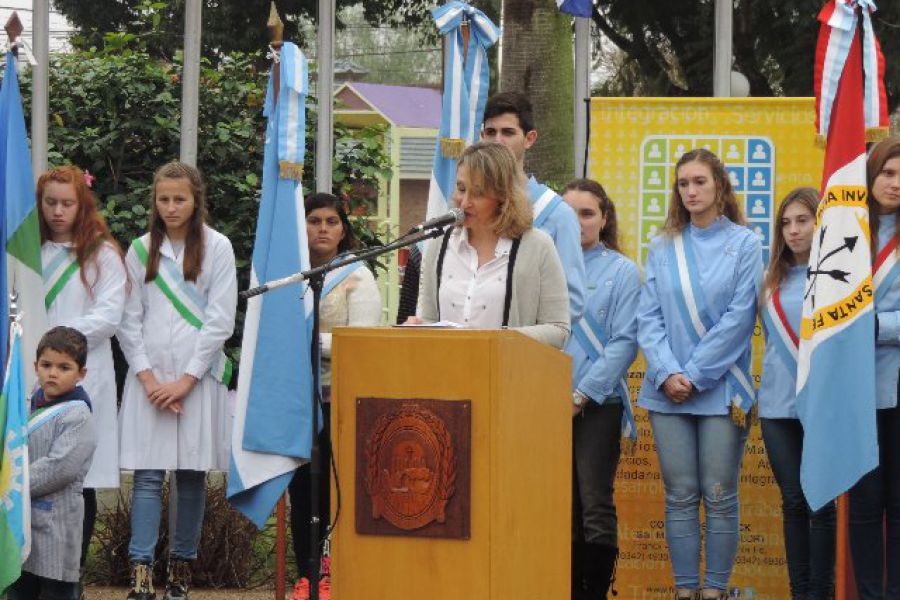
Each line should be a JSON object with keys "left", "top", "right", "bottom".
{"left": 411, "top": 141, "right": 570, "bottom": 348}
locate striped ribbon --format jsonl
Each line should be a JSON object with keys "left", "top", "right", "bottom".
{"left": 814, "top": 0, "right": 887, "bottom": 144}
{"left": 42, "top": 246, "right": 79, "bottom": 310}
{"left": 426, "top": 2, "right": 501, "bottom": 219}
{"left": 265, "top": 43, "right": 308, "bottom": 181}
{"left": 762, "top": 288, "right": 799, "bottom": 374}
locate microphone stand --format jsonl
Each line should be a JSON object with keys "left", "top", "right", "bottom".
{"left": 240, "top": 225, "right": 450, "bottom": 600}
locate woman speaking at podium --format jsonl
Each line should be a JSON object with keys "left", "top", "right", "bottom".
{"left": 411, "top": 141, "right": 570, "bottom": 349}
{"left": 637, "top": 149, "right": 762, "bottom": 600}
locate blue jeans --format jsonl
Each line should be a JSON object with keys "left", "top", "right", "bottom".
{"left": 849, "top": 405, "right": 900, "bottom": 600}
{"left": 649, "top": 412, "right": 749, "bottom": 590}
{"left": 761, "top": 418, "right": 836, "bottom": 600}
{"left": 128, "top": 469, "right": 207, "bottom": 563}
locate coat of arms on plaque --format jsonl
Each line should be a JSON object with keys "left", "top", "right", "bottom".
{"left": 356, "top": 398, "right": 471, "bottom": 539}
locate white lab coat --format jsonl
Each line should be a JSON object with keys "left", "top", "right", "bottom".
{"left": 117, "top": 225, "right": 237, "bottom": 471}
{"left": 42, "top": 240, "right": 127, "bottom": 488}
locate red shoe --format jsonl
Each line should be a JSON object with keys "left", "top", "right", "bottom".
{"left": 292, "top": 578, "right": 310, "bottom": 600}
{"left": 318, "top": 576, "right": 331, "bottom": 600}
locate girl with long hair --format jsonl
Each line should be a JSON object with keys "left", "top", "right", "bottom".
{"left": 849, "top": 136, "right": 900, "bottom": 600}
{"left": 288, "top": 193, "right": 382, "bottom": 600}
{"left": 37, "top": 165, "right": 127, "bottom": 579}
{"left": 758, "top": 187, "right": 835, "bottom": 600}
{"left": 562, "top": 178, "right": 639, "bottom": 599}
{"left": 637, "top": 148, "right": 762, "bottom": 600}
{"left": 117, "top": 162, "right": 237, "bottom": 600}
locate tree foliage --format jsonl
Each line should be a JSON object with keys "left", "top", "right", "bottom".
{"left": 53, "top": 0, "right": 439, "bottom": 62}
{"left": 593, "top": 0, "right": 900, "bottom": 111}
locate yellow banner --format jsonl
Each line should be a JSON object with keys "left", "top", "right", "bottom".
{"left": 590, "top": 97, "right": 824, "bottom": 600}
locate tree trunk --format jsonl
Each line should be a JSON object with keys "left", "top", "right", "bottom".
{"left": 500, "top": 0, "right": 574, "bottom": 186}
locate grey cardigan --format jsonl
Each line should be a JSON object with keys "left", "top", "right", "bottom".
{"left": 24, "top": 395, "right": 97, "bottom": 582}
{"left": 417, "top": 227, "right": 570, "bottom": 348}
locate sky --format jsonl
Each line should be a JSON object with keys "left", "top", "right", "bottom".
{"left": 0, "top": 0, "right": 74, "bottom": 53}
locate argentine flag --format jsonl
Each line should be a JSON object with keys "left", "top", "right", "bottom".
{"left": 227, "top": 43, "right": 314, "bottom": 528}
{"left": 425, "top": 2, "right": 500, "bottom": 223}
{"left": 557, "top": 0, "right": 594, "bottom": 18}
{"left": 797, "top": 0, "right": 882, "bottom": 511}
{"left": 0, "top": 323, "right": 30, "bottom": 594}
{"left": 0, "top": 51, "right": 45, "bottom": 390}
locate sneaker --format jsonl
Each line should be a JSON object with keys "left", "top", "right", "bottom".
{"left": 126, "top": 562, "right": 156, "bottom": 600}
{"left": 164, "top": 559, "right": 191, "bottom": 600}
{"left": 292, "top": 578, "right": 311, "bottom": 600}
{"left": 318, "top": 576, "right": 331, "bottom": 600}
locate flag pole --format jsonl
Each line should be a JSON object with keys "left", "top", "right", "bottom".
{"left": 712, "top": 0, "right": 732, "bottom": 97}
{"left": 30, "top": 0, "right": 48, "bottom": 179}
{"left": 573, "top": 14, "right": 590, "bottom": 177}
{"left": 265, "top": 7, "right": 288, "bottom": 600}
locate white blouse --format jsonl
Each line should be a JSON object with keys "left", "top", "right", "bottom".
{"left": 437, "top": 227, "right": 512, "bottom": 329}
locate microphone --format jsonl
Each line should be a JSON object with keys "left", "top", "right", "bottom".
{"left": 409, "top": 208, "right": 464, "bottom": 233}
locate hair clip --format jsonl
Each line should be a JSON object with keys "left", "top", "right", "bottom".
{"left": 83, "top": 170, "right": 95, "bottom": 188}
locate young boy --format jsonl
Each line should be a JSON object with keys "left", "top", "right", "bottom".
{"left": 8, "top": 326, "right": 97, "bottom": 600}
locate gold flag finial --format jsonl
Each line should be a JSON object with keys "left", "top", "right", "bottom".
{"left": 5, "top": 12, "right": 23, "bottom": 46}
{"left": 268, "top": 2, "right": 284, "bottom": 48}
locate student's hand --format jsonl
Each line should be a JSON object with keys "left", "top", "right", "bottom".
{"left": 662, "top": 373, "right": 693, "bottom": 404}
{"left": 149, "top": 374, "right": 198, "bottom": 414}
{"left": 137, "top": 370, "right": 162, "bottom": 399}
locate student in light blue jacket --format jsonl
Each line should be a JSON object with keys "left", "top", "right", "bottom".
{"left": 849, "top": 137, "right": 900, "bottom": 600}
{"left": 563, "top": 178, "right": 639, "bottom": 600}
{"left": 758, "top": 187, "right": 835, "bottom": 600}
{"left": 637, "top": 148, "right": 762, "bottom": 600}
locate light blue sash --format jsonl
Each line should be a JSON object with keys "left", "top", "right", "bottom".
{"left": 573, "top": 311, "right": 637, "bottom": 443}
{"left": 668, "top": 229, "right": 756, "bottom": 422}
{"left": 28, "top": 401, "right": 86, "bottom": 435}
{"left": 321, "top": 256, "right": 363, "bottom": 300}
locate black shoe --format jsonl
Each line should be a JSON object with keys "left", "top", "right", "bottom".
{"left": 164, "top": 558, "right": 191, "bottom": 600}
{"left": 584, "top": 543, "right": 618, "bottom": 599}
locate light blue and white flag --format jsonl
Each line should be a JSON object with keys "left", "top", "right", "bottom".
{"left": 557, "top": 0, "right": 594, "bottom": 18}
{"left": 425, "top": 2, "right": 500, "bottom": 223}
{"left": 0, "top": 322, "right": 30, "bottom": 594}
{"left": 227, "top": 43, "right": 314, "bottom": 528}
{"left": 0, "top": 51, "right": 45, "bottom": 390}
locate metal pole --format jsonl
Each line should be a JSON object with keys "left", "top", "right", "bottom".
{"left": 315, "top": 0, "right": 334, "bottom": 193}
{"left": 31, "top": 0, "right": 48, "bottom": 179}
{"left": 713, "top": 0, "right": 732, "bottom": 97}
{"left": 573, "top": 16, "right": 590, "bottom": 177}
{"left": 179, "top": 0, "right": 202, "bottom": 166}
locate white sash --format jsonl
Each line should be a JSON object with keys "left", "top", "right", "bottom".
{"left": 669, "top": 230, "right": 756, "bottom": 421}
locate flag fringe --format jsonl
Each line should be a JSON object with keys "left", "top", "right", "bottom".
{"left": 440, "top": 137, "right": 465, "bottom": 159}
{"left": 621, "top": 435, "right": 637, "bottom": 457}
{"left": 866, "top": 127, "right": 889, "bottom": 143}
{"left": 278, "top": 160, "right": 304, "bottom": 181}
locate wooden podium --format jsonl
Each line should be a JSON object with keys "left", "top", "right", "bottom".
{"left": 330, "top": 327, "right": 571, "bottom": 600}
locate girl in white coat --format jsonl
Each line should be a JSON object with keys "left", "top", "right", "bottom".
{"left": 37, "top": 165, "right": 127, "bottom": 573}
{"left": 117, "top": 162, "right": 237, "bottom": 600}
